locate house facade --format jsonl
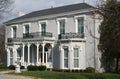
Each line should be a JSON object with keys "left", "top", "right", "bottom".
{"left": 5, "top": 3, "right": 101, "bottom": 70}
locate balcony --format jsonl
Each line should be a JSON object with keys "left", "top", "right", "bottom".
{"left": 7, "top": 38, "right": 22, "bottom": 43}
{"left": 23, "top": 32, "right": 53, "bottom": 38}
{"left": 7, "top": 32, "right": 54, "bottom": 43}
{"left": 58, "top": 32, "right": 84, "bottom": 39}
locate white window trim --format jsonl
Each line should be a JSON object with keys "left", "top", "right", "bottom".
{"left": 73, "top": 47, "right": 79, "bottom": 68}
{"left": 63, "top": 46, "right": 69, "bottom": 68}
{"left": 74, "top": 15, "right": 86, "bottom": 33}
{"left": 38, "top": 20, "right": 47, "bottom": 32}
{"left": 56, "top": 17, "right": 67, "bottom": 34}
{"left": 10, "top": 25, "right": 18, "bottom": 38}
{"left": 22, "top": 23, "right": 31, "bottom": 34}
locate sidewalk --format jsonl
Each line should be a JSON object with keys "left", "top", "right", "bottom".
{"left": 0, "top": 70, "right": 35, "bottom": 79}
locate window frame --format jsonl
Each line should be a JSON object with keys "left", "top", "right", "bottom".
{"left": 57, "top": 17, "right": 67, "bottom": 34}
{"left": 10, "top": 25, "right": 18, "bottom": 38}
{"left": 73, "top": 48, "right": 79, "bottom": 68}
{"left": 74, "top": 15, "right": 86, "bottom": 34}
{"left": 38, "top": 20, "right": 47, "bottom": 33}
{"left": 23, "top": 23, "right": 31, "bottom": 34}
{"left": 63, "top": 46, "right": 69, "bottom": 68}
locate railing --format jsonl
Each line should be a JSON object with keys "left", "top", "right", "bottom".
{"left": 7, "top": 38, "right": 22, "bottom": 43}
{"left": 23, "top": 32, "right": 53, "bottom": 38}
{"left": 58, "top": 32, "right": 84, "bottom": 39}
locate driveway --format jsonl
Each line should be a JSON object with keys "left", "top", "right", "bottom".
{"left": 0, "top": 70, "right": 34, "bottom": 79}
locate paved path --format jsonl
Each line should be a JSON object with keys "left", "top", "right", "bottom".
{"left": 0, "top": 70, "right": 34, "bottom": 79}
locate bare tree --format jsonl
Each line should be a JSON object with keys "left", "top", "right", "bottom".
{"left": 0, "top": 0, "right": 13, "bottom": 64}
{"left": 0, "top": 24, "right": 5, "bottom": 64}
{"left": 0, "top": 0, "right": 13, "bottom": 21}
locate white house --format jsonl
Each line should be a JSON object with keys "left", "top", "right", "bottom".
{"left": 5, "top": 3, "right": 101, "bottom": 70}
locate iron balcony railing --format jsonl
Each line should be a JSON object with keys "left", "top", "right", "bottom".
{"left": 7, "top": 38, "right": 22, "bottom": 43}
{"left": 58, "top": 32, "right": 84, "bottom": 39}
{"left": 23, "top": 32, "right": 53, "bottom": 38}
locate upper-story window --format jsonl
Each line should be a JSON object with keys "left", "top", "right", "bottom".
{"left": 39, "top": 21, "right": 47, "bottom": 33}
{"left": 57, "top": 18, "right": 67, "bottom": 34}
{"left": 59, "top": 20, "right": 65, "bottom": 34}
{"left": 77, "top": 17, "right": 84, "bottom": 34}
{"left": 24, "top": 24, "right": 29, "bottom": 34}
{"left": 41, "top": 23, "right": 46, "bottom": 33}
{"left": 11, "top": 26, "right": 17, "bottom": 38}
{"left": 75, "top": 15, "right": 85, "bottom": 34}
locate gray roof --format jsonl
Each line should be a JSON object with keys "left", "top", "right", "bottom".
{"left": 5, "top": 3, "right": 94, "bottom": 24}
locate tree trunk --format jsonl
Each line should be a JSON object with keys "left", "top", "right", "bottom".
{"left": 115, "top": 57, "right": 119, "bottom": 73}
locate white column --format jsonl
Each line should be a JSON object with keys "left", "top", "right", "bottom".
{"left": 7, "top": 49, "right": 10, "bottom": 67}
{"left": 69, "top": 45, "right": 73, "bottom": 70}
{"left": 42, "top": 43, "right": 45, "bottom": 65}
{"left": 51, "top": 43, "right": 54, "bottom": 67}
{"left": 36, "top": 44, "right": 39, "bottom": 65}
{"left": 13, "top": 48, "right": 17, "bottom": 65}
{"left": 45, "top": 52, "right": 47, "bottom": 64}
{"left": 27, "top": 44, "right": 30, "bottom": 65}
{"left": 22, "top": 44, "right": 25, "bottom": 66}
{"left": 59, "top": 45, "right": 64, "bottom": 69}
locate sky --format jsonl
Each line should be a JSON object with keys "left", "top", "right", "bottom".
{"left": 5, "top": 0, "right": 98, "bottom": 21}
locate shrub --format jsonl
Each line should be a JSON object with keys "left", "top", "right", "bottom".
{"left": 85, "top": 67, "right": 95, "bottom": 73}
{"left": 20, "top": 66, "right": 25, "bottom": 69}
{"left": 38, "top": 65, "right": 47, "bottom": 71}
{"left": 52, "top": 68, "right": 63, "bottom": 72}
{"left": 47, "top": 68, "right": 52, "bottom": 71}
{"left": 9, "top": 65, "right": 15, "bottom": 70}
{"left": 27, "top": 65, "right": 38, "bottom": 71}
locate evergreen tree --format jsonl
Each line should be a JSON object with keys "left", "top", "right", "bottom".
{"left": 98, "top": 0, "right": 120, "bottom": 72}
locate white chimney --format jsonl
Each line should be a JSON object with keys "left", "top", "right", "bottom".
{"left": 18, "top": 12, "right": 25, "bottom": 17}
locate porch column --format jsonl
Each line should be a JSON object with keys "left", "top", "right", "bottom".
{"left": 59, "top": 45, "right": 64, "bottom": 69}
{"left": 7, "top": 49, "right": 10, "bottom": 67}
{"left": 68, "top": 45, "right": 73, "bottom": 70}
{"left": 51, "top": 43, "right": 54, "bottom": 67}
{"left": 13, "top": 48, "right": 17, "bottom": 65}
{"left": 22, "top": 44, "right": 25, "bottom": 66}
{"left": 45, "top": 52, "right": 47, "bottom": 64}
{"left": 36, "top": 44, "right": 39, "bottom": 66}
{"left": 42, "top": 43, "right": 45, "bottom": 65}
{"left": 27, "top": 44, "right": 30, "bottom": 65}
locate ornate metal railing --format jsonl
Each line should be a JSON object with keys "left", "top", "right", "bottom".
{"left": 58, "top": 32, "right": 84, "bottom": 39}
{"left": 23, "top": 32, "right": 53, "bottom": 38}
{"left": 7, "top": 38, "right": 22, "bottom": 43}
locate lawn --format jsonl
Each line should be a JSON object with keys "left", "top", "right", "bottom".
{"left": 16, "top": 71, "right": 120, "bottom": 79}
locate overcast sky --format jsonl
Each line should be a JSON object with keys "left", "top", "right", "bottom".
{"left": 5, "top": 0, "right": 98, "bottom": 21}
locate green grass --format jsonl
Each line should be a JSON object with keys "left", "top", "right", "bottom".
{"left": 15, "top": 71, "right": 120, "bottom": 79}
{"left": 0, "top": 68, "right": 10, "bottom": 71}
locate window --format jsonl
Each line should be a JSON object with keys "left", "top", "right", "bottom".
{"left": 10, "top": 49, "right": 13, "bottom": 65}
{"left": 17, "top": 49, "right": 21, "bottom": 61}
{"left": 41, "top": 23, "right": 46, "bottom": 33}
{"left": 24, "top": 24, "right": 29, "bottom": 34}
{"left": 59, "top": 20, "right": 65, "bottom": 34}
{"left": 64, "top": 46, "right": 68, "bottom": 68}
{"left": 77, "top": 17, "right": 84, "bottom": 34}
{"left": 74, "top": 48, "right": 79, "bottom": 68}
{"left": 11, "top": 26, "right": 17, "bottom": 38}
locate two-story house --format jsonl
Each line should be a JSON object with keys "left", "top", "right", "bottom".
{"left": 5, "top": 3, "right": 101, "bottom": 70}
